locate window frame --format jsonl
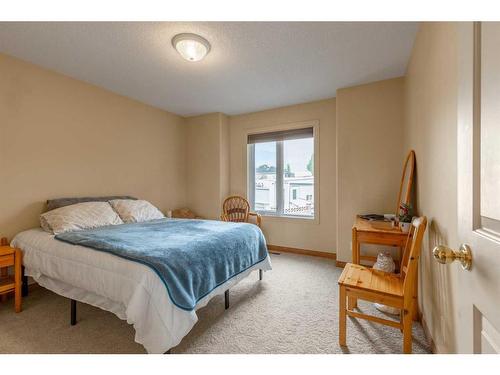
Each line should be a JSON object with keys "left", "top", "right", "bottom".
{"left": 245, "top": 120, "right": 320, "bottom": 223}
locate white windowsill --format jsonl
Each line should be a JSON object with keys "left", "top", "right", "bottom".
{"left": 257, "top": 213, "right": 318, "bottom": 224}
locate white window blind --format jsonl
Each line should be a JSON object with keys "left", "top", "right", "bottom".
{"left": 247, "top": 127, "right": 314, "bottom": 144}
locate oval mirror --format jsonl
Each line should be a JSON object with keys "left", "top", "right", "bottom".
{"left": 396, "top": 150, "right": 416, "bottom": 216}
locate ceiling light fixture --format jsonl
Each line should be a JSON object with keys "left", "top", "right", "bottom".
{"left": 172, "top": 33, "right": 211, "bottom": 62}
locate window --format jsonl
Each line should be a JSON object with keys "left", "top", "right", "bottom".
{"left": 248, "top": 127, "right": 314, "bottom": 218}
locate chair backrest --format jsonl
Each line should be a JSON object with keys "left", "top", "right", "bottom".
{"left": 400, "top": 216, "right": 427, "bottom": 300}
{"left": 222, "top": 196, "right": 250, "bottom": 223}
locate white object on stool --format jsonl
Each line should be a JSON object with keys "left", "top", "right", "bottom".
{"left": 373, "top": 252, "right": 400, "bottom": 315}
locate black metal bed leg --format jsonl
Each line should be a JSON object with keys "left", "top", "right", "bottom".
{"left": 21, "top": 266, "right": 29, "bottom": 297}
{"left": 259, "top": 269, "right": 263, "bottom": 281}
{"left": 224, "top": 290, "right": 229, "bottom": 310}
{"left": 70, "top": 299, "right": 77, "bottom": 326}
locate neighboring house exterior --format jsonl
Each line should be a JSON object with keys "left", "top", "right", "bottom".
{"left": 255, "top": 171, "right": 314, "bottom": 216}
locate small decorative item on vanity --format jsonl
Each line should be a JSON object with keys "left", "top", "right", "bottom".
{"left": 372, "top": 252, "right": 399, "bottom": 315}
{"left": 398, "top": 203, "right": 413, "bottom": 233}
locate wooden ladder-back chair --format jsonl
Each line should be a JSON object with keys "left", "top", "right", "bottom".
{"left": 338, "top": 216, "right": 427, "bottom": 354}
{"left": 221, "top": 195, "right": 262, "bottom": 227}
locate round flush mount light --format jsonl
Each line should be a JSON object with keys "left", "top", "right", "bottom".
{"left": 172, "top": 33, "right": 211, "bottom": 62}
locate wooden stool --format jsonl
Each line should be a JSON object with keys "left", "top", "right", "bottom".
{"left": 0, "top": 238, "right": 22, "bottom": 313}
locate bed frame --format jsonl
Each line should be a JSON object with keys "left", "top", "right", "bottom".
{"left": 24, "top": 268, "right": 263, "bottom": 354}
{"left": 21, "top": 251, "right": 264, "bottom": 354}
{"left": 22, "top": 245, "right": 264, "bottom": 354}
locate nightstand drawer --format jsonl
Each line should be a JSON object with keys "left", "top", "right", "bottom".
{"left": 0, "top": 254, "right": 14, "bottom": 268}
{"left": 0, "top": 275, "right": 15, "bottom": 294}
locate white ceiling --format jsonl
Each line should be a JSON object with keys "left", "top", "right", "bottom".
{"left": 0, "top": 22, "right": 418, "bottom": 116}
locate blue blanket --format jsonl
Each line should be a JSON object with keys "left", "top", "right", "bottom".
{"left": 55, "top": 219, "right": 269, "bottom": 311}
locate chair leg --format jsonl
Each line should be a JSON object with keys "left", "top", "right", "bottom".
{"left": 402, "top": 308, "right": 413, "bottom": 354}
{"left": 400, "top": 309, "right": 404, "bottom": 332}
{"left": 259, "top": 269, "right": 263, "bottom": 281}
{"left": 349, "top": 228, "right": 359, "bottom": 310}
{"left": 339, "top": 285, "right": 347, "bottom": 346}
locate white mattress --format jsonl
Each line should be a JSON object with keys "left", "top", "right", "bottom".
{"left": 11, "top": 228, "right": 272, "bottom": 353}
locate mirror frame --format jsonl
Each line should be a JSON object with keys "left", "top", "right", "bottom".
{"left": 396, "top": 150, "right": 416, "bottom": 215}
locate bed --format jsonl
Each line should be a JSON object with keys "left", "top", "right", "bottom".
{"left": 11, "top": 200, "right": 272, "bottom": 354}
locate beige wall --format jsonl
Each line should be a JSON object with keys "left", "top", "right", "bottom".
{"left": 185, "top": 112, "right": 229, "bottom": 219}
{"left": 219, "top": 113, "right": 230, "bottom": 205}
{"left": 1, "top": 50, "right": 407, "bottom": 267}
{"left": 0, "top": 53, "right": 187, "bottom": 238}
{"left": 404, "top": 22, "right": 459, "bottom": 353}
{"left": 336, "top": 77, "right": 406, "bottom": 262}
{"left": 224, "top": 81, "right": 404, "bottom": 255}
{"left": 228, "top": 99, "right": 336, "bottom": 252}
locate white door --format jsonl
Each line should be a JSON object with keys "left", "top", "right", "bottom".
{"left": 455, "top": 22, "right": 500, "bottom": 353}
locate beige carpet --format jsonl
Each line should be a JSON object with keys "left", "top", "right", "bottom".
{"left": 0, "top": 253, "right": 431, "bottom": 354}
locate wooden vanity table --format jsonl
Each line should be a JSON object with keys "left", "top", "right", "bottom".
{"left": 352, "top": 216, "right": 410, "bottom": 268}
{"left": 348, "top": 150, "right": 417, "bottom": 317}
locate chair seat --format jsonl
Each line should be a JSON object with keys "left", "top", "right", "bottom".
{"left": 338, "top": 263, "right": 403, "bottom": 298}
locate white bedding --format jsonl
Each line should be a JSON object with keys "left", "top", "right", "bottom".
{"left": 11, "top": 228, "right": 272, "bottom": 353}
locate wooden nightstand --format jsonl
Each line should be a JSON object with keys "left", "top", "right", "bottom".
{"left": 0, "top": 237, "right": 22, "bottom": 313}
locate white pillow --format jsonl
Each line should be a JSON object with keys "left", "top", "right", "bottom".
{"left": 109, "top": 199, "right": 165, "bottom": 223}
{"left": 40, "top": 201, "right": 124, "bottom": 234}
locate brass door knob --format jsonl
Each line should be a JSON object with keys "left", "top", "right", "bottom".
{"left": 432, "top": 244, "right": 472, "bottom": 270}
